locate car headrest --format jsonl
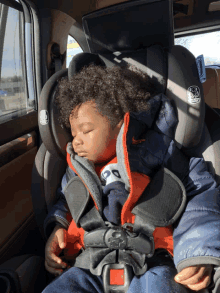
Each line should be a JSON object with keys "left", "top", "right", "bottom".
{"left": 39, "top": 45, "right": 205, "bottom": 159}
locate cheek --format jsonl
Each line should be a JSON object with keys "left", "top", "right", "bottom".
{"left": 83, "top": 134, "right": 99, "bottom": 153}
{"left": 90, "top": 132, "right": 110, "bottom": 154}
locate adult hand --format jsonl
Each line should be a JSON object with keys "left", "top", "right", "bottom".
{"left": 45, "top": 225, "right": 70, "bottom": 275}
{"left": 174, "top": 265, "right": 213, "bottom": 291}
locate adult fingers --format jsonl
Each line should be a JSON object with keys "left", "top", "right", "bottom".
{"left": 175, "top": 266, "right": 199, "bottom": 283}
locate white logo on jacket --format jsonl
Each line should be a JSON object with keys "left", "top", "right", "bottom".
{"left": 101, "top": 163, "right": 123, "bottom": 185}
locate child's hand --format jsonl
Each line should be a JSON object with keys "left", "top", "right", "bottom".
{"left": 45, "top": 225, "right": 69, "bottom": 275}
{"left": 174, "top": 265, "right": 213, "bottom": 291}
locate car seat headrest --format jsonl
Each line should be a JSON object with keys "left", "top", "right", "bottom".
{"left": 39, "top": 46, "right": 205, "bottom": 160}
{"left": 68, "top": 52, "right": 106, "bottom": 79}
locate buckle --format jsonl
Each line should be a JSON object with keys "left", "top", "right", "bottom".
{"left": 102, "top": 263, "right": 134, "bottom": 293}
{"left": 122, "top": 223, "right": 154, "bottom": 257}
{"left": 105, "top": 228, "right": 127, "bottom": 250}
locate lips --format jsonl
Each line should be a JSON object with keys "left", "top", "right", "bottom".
{"left": 77, "top": 151, "right": 87, "bottom": 156}
{"left": 75, "top": 149, "right": 85, "bottom": 153}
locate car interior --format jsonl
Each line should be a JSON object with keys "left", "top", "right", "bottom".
{"left": 0, "top": 0, "right": 220, "bottom": 292}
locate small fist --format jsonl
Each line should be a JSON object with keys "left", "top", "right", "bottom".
{"left": 174, "top": 265, "right": 213, "bottom": 291}
{"left": 45, "top": 225, "right": 70, "bottom": 276}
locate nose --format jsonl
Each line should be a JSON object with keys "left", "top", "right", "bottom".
{"left": 72, "top": 136, "right": 83, "bottom": 149}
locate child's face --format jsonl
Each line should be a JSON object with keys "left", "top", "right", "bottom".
{"left": 69, "top": 101, "right": 123, "bottom": 164}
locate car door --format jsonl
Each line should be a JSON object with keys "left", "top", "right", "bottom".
{"left": 0, "top": 0, "right": 44, "bottom": 266}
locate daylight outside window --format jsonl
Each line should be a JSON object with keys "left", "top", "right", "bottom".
{"left": 175, "top": 30, "right": 220, "bottom": 66}
{"left": 0, "top": 4, "right": 28, "bottom": 121}
{"left": 66, "top": 35, "right": 83, "bottom": 68}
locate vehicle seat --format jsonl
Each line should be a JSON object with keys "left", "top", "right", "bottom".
{"left": 203, "top": 67, "right": 220, "bottom": 113}
{"left": 32, "top": 45, "right": 220, "bottom": 291}
{"left": 0, "top": 254, "right": 46, "bottom": 293}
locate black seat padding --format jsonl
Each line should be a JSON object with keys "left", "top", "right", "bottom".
{"left": 0, "top": 255, "right": 47, "bottom": 293}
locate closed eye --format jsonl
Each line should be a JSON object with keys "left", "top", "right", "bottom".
{"left": 83, "top": 130, "right": 93, "bottom": 134}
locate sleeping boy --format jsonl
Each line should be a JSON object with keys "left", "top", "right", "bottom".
{"left": 42, "top": 63, "right": 220, "bottom": 293}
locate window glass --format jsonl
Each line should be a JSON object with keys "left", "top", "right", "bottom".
{"left": 175, "top": 31, "right": 220, "bottom": 66}
{"left": 0, "top": 4, "right": 29, "bottom": 121}
{"left": 66, "top": 35, "right": 83, "bottom": 68}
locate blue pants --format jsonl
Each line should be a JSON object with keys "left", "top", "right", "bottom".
{"left": 42, "top": 266, "right": 191, "bottom": 293}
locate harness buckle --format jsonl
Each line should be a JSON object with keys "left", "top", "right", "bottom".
{"left": 105, "top": 228, "right": 127, "bottom": 250}
{"left": 102, "top": 263, "right": 134, "bottom": 293}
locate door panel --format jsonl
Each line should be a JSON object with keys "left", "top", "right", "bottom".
{"left": 0, "top": 131, "right": 44, "bottom": 263}
{"left": 0, "top": 131, "right": 43, "bottom": 264}
{"left": 0, "top": 146, "right": 37, "bottom": 246}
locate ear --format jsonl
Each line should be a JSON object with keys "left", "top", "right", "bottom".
{"left": 116, "top": 119, "right": 123, "bottom": 129}
{"left": 112, "top": 119, "right": 123, "bottom": 138}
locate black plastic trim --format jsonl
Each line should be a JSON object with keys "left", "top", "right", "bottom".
{"left": 82, "top": 0, "right": 174, "bottom": 53}
{"left": 19, "top": 0, "right": 30, "bottom": 23}
{"left": 19, "top": 0, "right": 37, "bottom": 110}
{"left": 175, "top": 24, "right": 220, "bottom": 39}
{"left": 174, "top": 12, "right": 220, "bottom": 35}
{"left": 21, "top": 0, "right": 42, "bottom": 106}
{"left": 0, "top": 0, "right": 22, "bottom": 11}
{"left": 69, "top": 22, "right": 89, "bottom": 53}
{"left": 85, "top": 0, "right": 162, "bottom": 18}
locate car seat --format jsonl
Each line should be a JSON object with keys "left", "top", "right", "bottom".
{"left": 31, "top": 44, "right": 220, "bottom": 292}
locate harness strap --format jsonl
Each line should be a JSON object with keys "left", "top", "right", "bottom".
{"left": 132, "top": 167, "right": 187, "bottom": 227}
{"left": 79, "top": 206, "right": 106, "bottom": 231}
{"left": 64, "top": 166, "right": 187, "bottom": 293}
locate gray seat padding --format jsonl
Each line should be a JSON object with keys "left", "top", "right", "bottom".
{"left": 32, "top": 143, "right": 67, "bottom": 240}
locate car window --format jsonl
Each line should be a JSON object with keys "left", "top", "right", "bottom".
{"left": 175, "top": 31, "right": 220, "bottom": 66}
{"left": 0, "top": 2, "right": 35, "bottom": 123}
{"left": 66, "top": 35, "right": 83, "bottom": 68}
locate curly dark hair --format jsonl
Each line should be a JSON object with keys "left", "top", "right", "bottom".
{"left": 55, "top": 63, "right": 159, "bottom": 129}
